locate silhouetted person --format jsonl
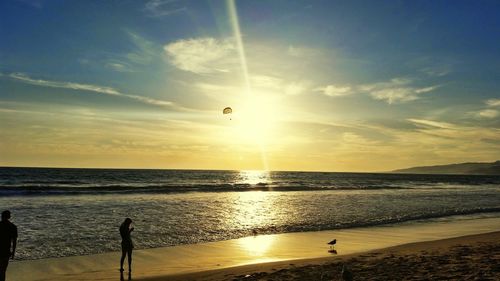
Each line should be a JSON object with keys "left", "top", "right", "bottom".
{"left": 0, "top": 210, "right": 17, "bottom": 281}
{"left": 119, "top": 218, "right": 134, "bottom": 280}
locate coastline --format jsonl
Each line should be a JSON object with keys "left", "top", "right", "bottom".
{"left": 8, "top": 214, "right": 500, "bottom": 281}
{"left": 157, "top": 231, "right": 500, "bottom": 281}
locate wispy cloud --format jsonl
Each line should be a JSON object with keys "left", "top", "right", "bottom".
{"left": 363, "top": 78, "right": 439, "bottom": 104}
{"left": 104, "top": 60, "right": 137, "bottom": 72}
{"left": 477, "top": 109, "right": 499, "bottom": 118}
{"left": 144, "top": 0, "right": 186, "bottom": 17}
{"left": 78, "top": 31, "right": 160, "bottom": 73}
{"left": 469, "top": 98, "right": 500, "bottom": 119}
{"left": 317, "top": 78, "right": 439, "bottom": 103}
{"left": 7, "top": 73, "right": 178, "bottom": 108}
{"left": 486, "top": 98, "right": 500, "bottom": 107}
{"left": 10, "top": 73, "right": 122, "bottom": 95}
{"left": 164, "top": 37, "right": 236, "bottom": 74}
{"left": 315, "top": 85, "right": 353, "bottom": 97}
{"left": 420, "top": 66, "right": 451, "bottom": 77}
{"left": 407, "top": 118, "right": 456, "bottom": 129}
{"left": 125, "top": 31, "right": 159, "bottom": 65}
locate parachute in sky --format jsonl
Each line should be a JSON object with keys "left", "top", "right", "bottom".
{"left": 223, "top": 107, "right": 232, "bottom": 114}
{"left": 223, "top": 107, "right": 232, "bottom": 120}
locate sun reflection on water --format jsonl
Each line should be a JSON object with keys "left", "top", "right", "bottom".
{"left": 238, "top": 170, "right": 270, "bottom": 185}
{"left": 231, "top": 191, "right": 273, "bottom": 228}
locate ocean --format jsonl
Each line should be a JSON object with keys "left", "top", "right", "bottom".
{"left": 1, "top": 167, "right": 499, "bottom": 260}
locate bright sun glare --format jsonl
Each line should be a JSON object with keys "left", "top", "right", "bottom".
{"left": 231, "top": 94, "right": 281, "bottom": 145}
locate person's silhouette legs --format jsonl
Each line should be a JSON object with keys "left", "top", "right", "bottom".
{"left": 0, "top": 256, "right": 8, "bottom": 281}
{"left": 120, "top": 248, "right": 126, "bottom": 272}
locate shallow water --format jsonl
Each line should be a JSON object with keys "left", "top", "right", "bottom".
{"left": 1, "top": 168, "right": 499, "bottom": 260}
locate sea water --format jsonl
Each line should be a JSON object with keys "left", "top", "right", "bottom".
{"left": 0, "top": 167, "right": 499, "bottom": 260}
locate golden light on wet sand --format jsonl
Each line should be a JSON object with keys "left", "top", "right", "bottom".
{"left": 236, "top": 234, "right": 277, "bottom": 256}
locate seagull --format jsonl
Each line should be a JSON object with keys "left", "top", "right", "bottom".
{"left": 327, "top": 239, "right": 337, "bottom": 252}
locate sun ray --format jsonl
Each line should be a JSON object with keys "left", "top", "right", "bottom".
{"left": 227, "top": 0, "right": 251, "bottom": 97}
{"left": 227, "top": 0, "right": 269, "bottom": 170}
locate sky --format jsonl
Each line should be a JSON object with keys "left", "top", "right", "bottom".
{"left": 1, "top": 0, "right": 499, "bottom": 172}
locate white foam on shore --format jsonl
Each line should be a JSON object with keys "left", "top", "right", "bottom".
{"left": 9, "top": 215, "right": 500, "bottom": 281}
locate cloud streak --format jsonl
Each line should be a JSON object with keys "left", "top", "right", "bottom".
{"left": 315, "top": 85, "right": 352, "bottom": 97}
{"left": 317, "top": 78, "right": 439, "bottom": 104}
{"left": 407, "top": 118, "right": 456, "bottom": 129}
{"left": 144, "top": 0, "right": 186, "bottom": 17}
{"left": 7, "top": 73, "right": 177, "bottom": 108}
{"left": 363, "top": 78, "right": 439, "bottom": 104}
{"left": 470, "top": 98, "right": 500, "bottom": 119}
{"left": 477, "top": 109, "right": 499, "bottom": 118}
{"left": 486, "top": 99, "right": 500, "bottom": 107}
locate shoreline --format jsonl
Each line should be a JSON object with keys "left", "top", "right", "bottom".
{"left": 156, "top": 231, "right": 500, "bottom": 281}
{"left": 8, "top": 215, "right": 500, "bottom": 281}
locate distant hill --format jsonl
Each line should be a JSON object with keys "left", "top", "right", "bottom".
{"left": 392, "top": 161, "right": 500, "bottom": 175}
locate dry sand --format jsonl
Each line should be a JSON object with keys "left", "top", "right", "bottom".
{"left": 7, "top": 216, "right": 500, "bottom": 281}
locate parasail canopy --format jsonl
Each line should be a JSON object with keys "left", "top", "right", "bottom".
{"left": 223, "top": 107, "right": 232, "bottom": 114}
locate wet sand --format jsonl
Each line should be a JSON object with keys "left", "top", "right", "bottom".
{"left": 159, "top": 231, "right": 500, "bottom": 281}
{"left": 8, "top": 216, "right": 500, "bottom": 281}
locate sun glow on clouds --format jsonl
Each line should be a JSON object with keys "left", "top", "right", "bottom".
{"left": 2, "top": 1, "right": 500, "bottom": 171}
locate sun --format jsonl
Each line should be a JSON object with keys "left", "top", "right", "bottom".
{"left": 230, "top": 94, "right": 281, "bottom": 145}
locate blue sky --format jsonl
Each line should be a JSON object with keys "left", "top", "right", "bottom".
{"left": 1, "top": 0, "right": 499, "bottom": 171}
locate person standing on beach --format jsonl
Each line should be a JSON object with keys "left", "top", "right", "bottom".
{"left": 119, "top": 218, "right": 134, "bottom": 279}
{"left": 0, "top": 210, "right": 17, "bottom": 281}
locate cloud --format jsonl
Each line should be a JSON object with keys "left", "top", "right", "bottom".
{"left": 478, "top": 109, "right": 499, "bottom": 118}
{"left": 7, "top": 73, "right": 177, "bottom": 108}
{"left": 363, "top": 78, "right": 439, "bottom": 104}
{"left": 469, "top": 99, "right": 500, "bottom": 119}
{"left": 164, "top": 38, "right": 236, "bottom": 74}
{"left": 9, "top": 73, "right": 122, "bottom": 95}
{"left": 420, "top": 64, "right": 452, "bottom": 77}
{"left": 315, "top": 85, "right": 353, "bottom": 97}
{"left": 144, "top": 0, "right": 186, "bottom": 17}
{"left": 316, "top": 78, "right": 439, "bottom": 103}
{"left": 79, "top": 31, "right": 159, "bottom": 73}
{"left": 105, "top": 62, "right": 134, "bottom": 73}
{"left": 486, "top": 99, "right": 500, "bottom": 107}
{"left": 407, "top": 118, "right": 456, "bottom": 129}
{"left": 370, "top": 88, "right": 419, "bottom": 103}
{"left": 125, "top": 31, "right": 159, "bottom": 65}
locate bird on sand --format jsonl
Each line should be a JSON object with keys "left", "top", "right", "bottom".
{"left": 327, "top": 239, "right": 337, "bottom": 253}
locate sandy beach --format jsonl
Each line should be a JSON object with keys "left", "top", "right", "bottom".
{"left": 7, "top": 215, "right": 500, "bottom": 281}
{"left": 159, "top": 231, "right": 500, "bottom": 281}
